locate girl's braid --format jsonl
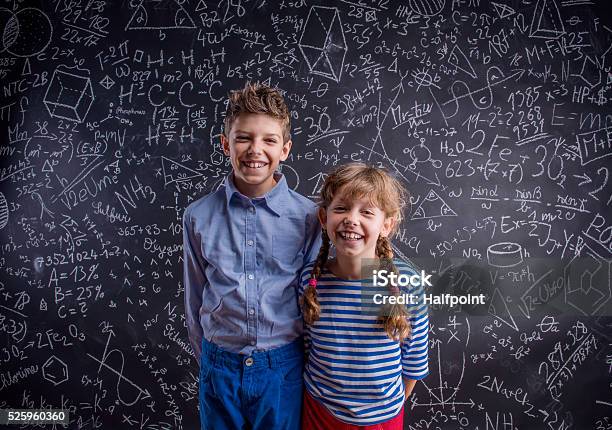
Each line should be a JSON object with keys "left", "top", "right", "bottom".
{"left": 376, "top": 236, "right": 410, "bottom": 342}
{"left": 301, "top": 229, "right": 331, "bottom": 325}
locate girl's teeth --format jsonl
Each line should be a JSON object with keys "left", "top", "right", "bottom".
{"left": 340, "top": 232, "right": 363, "bottom": 240}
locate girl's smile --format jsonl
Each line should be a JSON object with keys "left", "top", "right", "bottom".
{"left": 319, "top": 192, "right": 394, "bottom": 261}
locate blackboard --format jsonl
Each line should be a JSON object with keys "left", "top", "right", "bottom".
{"left": 0, "top": 0, "right": 611, "bottom": 428}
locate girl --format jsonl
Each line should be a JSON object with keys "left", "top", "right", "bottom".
{"left": 300, "top": 163, "right": 429, "bottom": 429}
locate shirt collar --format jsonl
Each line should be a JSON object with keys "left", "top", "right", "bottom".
{"left": 224, "top": 171, "right": 287, "bottom": 216}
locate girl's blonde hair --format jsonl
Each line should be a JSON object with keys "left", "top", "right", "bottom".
{"left": 301, "top": 163, "right": 412, "bottom": 342}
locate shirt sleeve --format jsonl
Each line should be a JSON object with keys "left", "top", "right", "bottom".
{"left": 183, "top": 205, "right": 208, "bottom": 364}
{"left": 399, "top": 264, "right": 430, "bottom": 380}
{"left": 302, "top": 207, "right": 322, "bottom": 268}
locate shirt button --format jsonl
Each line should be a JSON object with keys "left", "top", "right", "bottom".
{"left": 248, "top": 308, "right": 255, "bottom": 315}
{"left": 248, "top": 274, "right": 254, "bottom": 280}
{"left": 249, "top": 207, "right": 255, "bottom": 214}
{"left": 247, "top": 240, "right": 254, "bottom": 246}
{"left": 245, "top": 357, "right": 254, "bottom": 366}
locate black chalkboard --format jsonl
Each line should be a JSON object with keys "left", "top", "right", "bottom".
{"left": 1, "top": 0, "right": 611, "bottom": 428}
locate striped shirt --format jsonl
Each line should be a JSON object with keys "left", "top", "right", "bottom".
{"left": 299, "top": 260, "right": 429, "bottom": 426}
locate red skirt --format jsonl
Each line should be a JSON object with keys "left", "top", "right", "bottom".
{"left": 302, "top": 390, "right": 405, "bottom": 430}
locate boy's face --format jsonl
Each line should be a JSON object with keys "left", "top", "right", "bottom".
{"left": 221, "top": 113, "right": 291, "bottom": 198}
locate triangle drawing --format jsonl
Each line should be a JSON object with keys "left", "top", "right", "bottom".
{"left": 42, "top": 159, "right": 54, "bottom": 173}
{"left": 195, "top": 0, "right": 207, "bottom": 11}
{"left": 161, "top": 157, "right": 203, "bottom": 185}
{"left": 125, "top": 0, "right": 196, "bottom": 30}
{"left": 488, "top": 287, "right": 519, "bottom": 331}
{"left": 411, "top": 189, "right": 457, "bottom": 220}
{"left": 22, "top": 58, "right": 31, "bottom": 75}
{"left": 448, "top": 45, "right": 477, "bottom": 79}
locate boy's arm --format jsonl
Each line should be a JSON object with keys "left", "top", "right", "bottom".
{"left": 303, "top": 209, "right": 322, "bottom": 264}
{"left": 183, "top": 206, "right": 207, "bottom": 364}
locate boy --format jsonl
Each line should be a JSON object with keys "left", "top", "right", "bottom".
{"left": 183, "top": 82, "right": 321, "bottom": 429}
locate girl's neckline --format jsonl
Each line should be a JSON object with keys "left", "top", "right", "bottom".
{"left": 323, "top": 259, "right": 378, "bottom": 282}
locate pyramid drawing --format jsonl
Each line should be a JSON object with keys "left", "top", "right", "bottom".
{"left": 411, "top": 189, "right": 457, "bottom": 220}
{"left": 491, "top": 2, "right": 515, "bottom": 20}
{"left": 125, "top": 0, "right": 195, "bottom": 30}
{"left": 529, "top": 0, "right": 565, "bottom": 39}
{"left": 299, "top": 6, "right": 347, "bottom": 82}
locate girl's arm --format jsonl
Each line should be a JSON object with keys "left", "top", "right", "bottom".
{"left": 403, "top": 378, "right": 417, "bottom": 399}
{"left": 398, "top": 262, "right": 430, "bottom": 391}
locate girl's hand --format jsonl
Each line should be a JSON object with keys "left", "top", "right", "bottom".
{"left": 403, "top": 378, "right": 417, "bottom": 400}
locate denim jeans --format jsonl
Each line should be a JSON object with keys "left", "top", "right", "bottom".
{"left": 199, "top": 338, "right": 304, "bottom": 430}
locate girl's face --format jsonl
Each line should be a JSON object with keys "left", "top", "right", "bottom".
{"left": 319, "top": 191, "right": 395, "bottom": 260}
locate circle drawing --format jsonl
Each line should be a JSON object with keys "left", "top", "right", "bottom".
{"left": 1, "top": 8, "right": 52, "bottom": 57}
{"left": 409, "top": 0, "right": 445, "bottom": 16}
{"left": 0, "top": 8, "right": 15, "bottom": 51}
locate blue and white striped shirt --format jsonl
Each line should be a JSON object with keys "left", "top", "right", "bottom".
{"left": 299, "top": 260, "right": 429, "bottom": 425}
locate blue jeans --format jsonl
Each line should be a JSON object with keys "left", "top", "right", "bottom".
{"left": 199, "top": 338, "right": 304, "bottom": 430}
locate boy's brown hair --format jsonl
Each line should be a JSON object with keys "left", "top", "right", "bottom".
{"left": 223, "top": 82, "right": 291, "bottom": 142}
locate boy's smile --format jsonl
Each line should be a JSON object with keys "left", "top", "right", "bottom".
{"left": 221, "top": 113, "right": 292, "bottom": 198}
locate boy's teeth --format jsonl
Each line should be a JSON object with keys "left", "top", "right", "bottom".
{"left": 244, "top": 161, "right": 266, "bottom": 168}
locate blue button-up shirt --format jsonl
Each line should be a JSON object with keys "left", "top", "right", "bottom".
{"left": 183, "top": 172, "right": 321, "bottom": 359}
